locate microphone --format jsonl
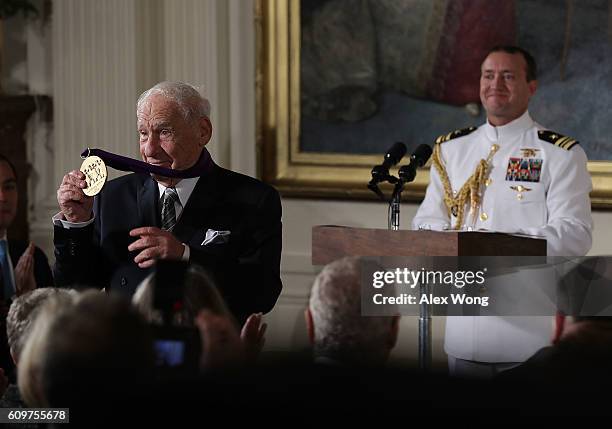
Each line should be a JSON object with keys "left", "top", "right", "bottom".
{"left": 398, "top": 144, "right": 433, "bottom": 183}
{"left": 370, "top": 142, "right": 407, "bottom": 185}
{"left": 382, "top": 142, "right": 408, "bottom": 169}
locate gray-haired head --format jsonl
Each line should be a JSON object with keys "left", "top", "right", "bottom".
{"left": 19, "top": 290, "right": 155, "bottom": 407}
{"left": 308, "top": 257, "right": 399, "bottom": 365}
{"left": 137, "top": 81, "right": 211, "bottom": 121}
{"left": 133, "top": 263, "right": 235, "bottom": 328}
{"left": 6, "top": 288, "right": 77, "bottom": 364}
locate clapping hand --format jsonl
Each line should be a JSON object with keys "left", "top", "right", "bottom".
{"left": 240, "top": 313, "right": 267, "bottom": 363}
{"left": 14, "top": 242, "right": 36, "bottom": 296}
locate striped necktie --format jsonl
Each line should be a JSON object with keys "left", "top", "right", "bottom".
{"left": 161, "top": 187, "right": 181, "bottom": 231}
{"left": 0, "top": 240, "right": 13, "bottom": 299}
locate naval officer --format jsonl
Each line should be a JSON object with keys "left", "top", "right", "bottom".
{"left": 412, "top": 46, "right": 593, "bottom": 378}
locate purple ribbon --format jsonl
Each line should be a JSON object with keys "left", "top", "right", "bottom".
{"left": 81, "top": 148, "right": 212, "bottom": 178}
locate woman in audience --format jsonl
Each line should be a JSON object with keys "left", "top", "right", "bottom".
{"left": 132, "top": 262, "right": 266, "bottom": 367}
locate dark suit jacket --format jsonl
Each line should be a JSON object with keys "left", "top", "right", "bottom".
{"left": 0, "top": 241, "right": 53, "bottom": 382}
{"left": 53, "top": 164, "right": 282, "bottom": 322}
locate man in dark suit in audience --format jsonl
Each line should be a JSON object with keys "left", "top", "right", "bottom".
{"left": 0, "top": 155, "right": 53, "bottom": 298}
{"left": 0, "top": 154, "right": 53, "bottom": 381}
{"left": 53, "top": 81, "right": 282, "bottom": 323}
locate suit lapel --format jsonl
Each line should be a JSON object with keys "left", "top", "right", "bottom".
{"left": 172, "top": 164, "right": 222, "bottom": 242}
{"left": 138, "top": 176, "right": 160, "bottom": 228}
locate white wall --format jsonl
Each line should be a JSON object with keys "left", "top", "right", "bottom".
{"left": 271, "top": 199, "right": 447, "bottom": 368}
{"left": 7, "top": 0, "right": 612, "bottom": 369}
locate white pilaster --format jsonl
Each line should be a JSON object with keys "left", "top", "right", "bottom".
{"left": 228, "top": 0, "right": 256, "bottom": 177}
{"left": 161, "top": 0, "right": 230, "bottom": 167}
{"left": 53, "top": 0, "right": 141, "bottom": 185}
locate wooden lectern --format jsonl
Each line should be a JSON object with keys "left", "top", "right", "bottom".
{"left": 311, "top": 225, "right": 547, "bottom": 370}
{"left": 312, "top": 225, "right": 546, "bottom": 265}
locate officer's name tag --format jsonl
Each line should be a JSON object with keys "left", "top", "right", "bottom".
{"left": 80, "top": 156, "right": 107, "bottom": 196}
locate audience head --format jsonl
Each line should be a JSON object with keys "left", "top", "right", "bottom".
{"left": 553, "top": 315, "right": 612, "bottom": 347}
{"left": 18, "top": 290, "right": 155, "bottom": 407}
{"left": 133, "top": 262, "right": 245, "bottom": 370}
{"left": 306, "top": 257, "right": 400, "bottom": 366}
{"left": 6, "top": 288, "right": 76, "bottom": 366}
{"left": 553, "top": 257, "right": 612, "bottom": 347}
{"left": 133, "top": 262, "right": 235, "bottom": 327}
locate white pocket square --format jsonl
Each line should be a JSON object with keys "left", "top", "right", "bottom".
{"left": 202, "top": 229, "right": 231, "bottom": 246}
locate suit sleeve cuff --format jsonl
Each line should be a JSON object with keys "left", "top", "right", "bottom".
{"left": 52, "top": 212, "right": 95, "bottom": 229}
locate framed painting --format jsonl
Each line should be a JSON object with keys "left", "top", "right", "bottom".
{"left": 256, "top": 0, "right": 612, "bottom": 206}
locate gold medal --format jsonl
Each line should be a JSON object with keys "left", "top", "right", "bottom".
{"left": 80, "top": 156, "right": 107, "bottom": 196}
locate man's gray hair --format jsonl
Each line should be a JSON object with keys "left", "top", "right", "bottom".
{"left": 18, "top": 290, "right": 155, "bottom": 407}
{"left": 6, "top": 288, "right": 77, "bottom": 362}
{"left": 137, "top": 81, "right": 211, "bottom": 120}
{"left": 309, "top": 257, "right": 395, "bottom": 364}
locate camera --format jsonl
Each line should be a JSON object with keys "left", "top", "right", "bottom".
{"left": 151, "top": 325, "right": 201, "bottom": 371}
{"left": 151, "top": 260, "right": 202, "bottom": 375}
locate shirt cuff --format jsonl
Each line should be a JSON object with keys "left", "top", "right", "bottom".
{"left": 182, "top": 244, "right": 190, "bottom": 261}
{"left": 52, "top": 212, "right": 95, "bottom": 229}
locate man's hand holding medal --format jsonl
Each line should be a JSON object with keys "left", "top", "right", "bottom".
{"left": 57, "top": 155, "right": 107, "bottom": 223}
{"left": 57, "top": 148, "right": 211, "bottom": 266}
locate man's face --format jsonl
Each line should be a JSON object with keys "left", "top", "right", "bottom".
{"left": 0, "top": 161, "right": 18, "bottom": 234}
{"left": 137, "top": 94, "right": 212, "bottom": 186}
{"left": 480, "top": 52, "right": 537, "bottom": 126}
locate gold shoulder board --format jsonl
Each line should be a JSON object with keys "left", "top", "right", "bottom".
{"left": 537, "top": 130, "right": 579, "bottom": 151}
{"left": 435, "top": 126, "right": 477, "bottom": 144}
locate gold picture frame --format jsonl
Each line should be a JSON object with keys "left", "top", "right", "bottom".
{"left": 255, "top": 0, "right": 612, "bottom": 207}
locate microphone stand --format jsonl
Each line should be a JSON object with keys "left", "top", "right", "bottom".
{"left": 389, "top": 180, "right": 403, "bottom": 231}
{"left": 397, "top": 162, "right": 432, "bottom": 372}
{"left": 389, "top": 161, "right": 414, "bottom": 231}
{"left": 370, "top": 148, "right": 433, "bottom": 372}
{"left": 368, "top": 163, "right": 403, "bottom": 230}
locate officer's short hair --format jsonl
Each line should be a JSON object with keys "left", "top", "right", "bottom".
{"left": 485, "top": 46, "right": 537, "bottom": 82}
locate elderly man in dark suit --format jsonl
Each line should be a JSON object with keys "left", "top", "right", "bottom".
{"left": 53, "top": 81, "right": 282, "bottom": 323}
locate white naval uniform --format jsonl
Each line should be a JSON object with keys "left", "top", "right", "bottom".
{"left": 412, "top": 111, "right": 593, "bottom": 363}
